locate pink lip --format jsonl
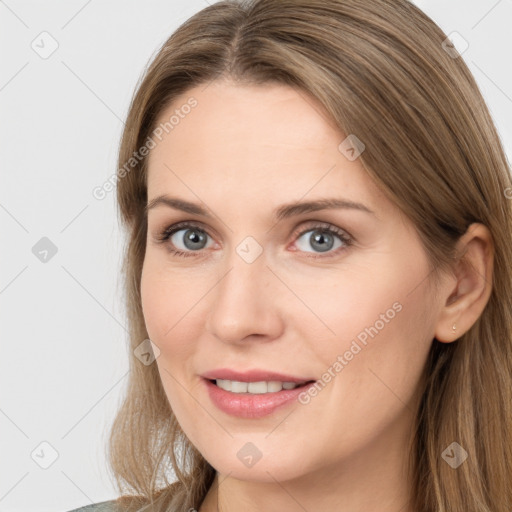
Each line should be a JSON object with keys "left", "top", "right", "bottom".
{"left": 201, "top": 368, "right": 314, "bottom": 383}
{"left": 201, "top": 369, "right": 317, "bottom": 419}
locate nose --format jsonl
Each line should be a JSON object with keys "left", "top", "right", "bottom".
{"left": 204, "top": 250, "right": 284, "bottom": 345}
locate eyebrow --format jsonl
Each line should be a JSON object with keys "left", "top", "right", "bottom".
{"left": 145, "top": 195, "right": 375, "bottom": 220}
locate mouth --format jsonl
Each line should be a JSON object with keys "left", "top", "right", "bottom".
{"left": 201, "top": 371, "right": 318, "bottom": 418}
{"left": 207, "top": 378, "right": 315, "bottom": 394}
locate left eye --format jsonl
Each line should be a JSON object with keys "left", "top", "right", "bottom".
{"left": 295, "top": 228, "right": 346, "bottom": 253}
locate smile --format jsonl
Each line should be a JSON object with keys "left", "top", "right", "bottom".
{"left": 203, "top": 377, "right": 316, "bottom": 418}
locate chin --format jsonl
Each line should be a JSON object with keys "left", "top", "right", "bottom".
{"left": 200, "top": 440, "right": 316, "bottom": 483}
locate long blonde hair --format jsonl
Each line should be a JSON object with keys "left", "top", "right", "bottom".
{"left": 108, "top": 1, "right": 512, "bottom": 510}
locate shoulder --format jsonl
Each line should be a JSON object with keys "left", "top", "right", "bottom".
{"left": 63, "top": 495, "right": 160, "bottom": 512}
{"left": 64, "top": 499, "right": 123, "bottom": 512}
{"left": 64, "top": 483, "right": 192, "bottom": 512}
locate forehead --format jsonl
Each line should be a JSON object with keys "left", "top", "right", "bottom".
{"left": 146, "top": 80, "right": 388, "bottom": 216}
{"left": 150, "top": 80, "right": 338, "bottom": 155}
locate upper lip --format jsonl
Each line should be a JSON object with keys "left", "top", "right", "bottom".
{"left": 201, "top": 368, "right": 316, "bottom": 383}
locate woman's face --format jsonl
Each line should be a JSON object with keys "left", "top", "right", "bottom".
{"left": 141, "top": 80, "right": 443, "bottom": 483}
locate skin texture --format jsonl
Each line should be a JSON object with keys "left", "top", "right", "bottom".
{"left": 141, "top": 80, "right": 494, "bottom": 512}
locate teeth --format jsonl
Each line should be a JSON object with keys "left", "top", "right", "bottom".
{"left": 215, "top": 379, "right": 304, "bottom": 394}
{"left": 267, "top": 381, "right": 283, "bottom": 392}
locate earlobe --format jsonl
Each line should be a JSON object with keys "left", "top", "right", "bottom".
{"left": 434, "top": 223, "right": 494, "bottom": 343}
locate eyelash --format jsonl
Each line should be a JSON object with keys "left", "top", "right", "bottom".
{"left": 154, "top": 221, "right": 353, "bottom": 259}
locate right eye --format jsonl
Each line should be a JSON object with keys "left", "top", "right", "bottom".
{"left": 156, "top": 222, "right": 215, "bottom": 256}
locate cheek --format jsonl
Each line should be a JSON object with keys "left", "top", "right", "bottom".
{"left": 325, "top": 268, "right": 433, "bottom": 414}
{"left": 300, "top": 248, "right": 433, "bottom": 383}
{"left": 141, "top": 254, "right": 201, "bottom": 335}
{"left": 289, "top": 274, "right": 432, "bottom": 461}
{"left": 285, "top": 264, "right": 405, "bottom": 358}
{"left": 140, "top": 264, "right": 205, "bottom": 429}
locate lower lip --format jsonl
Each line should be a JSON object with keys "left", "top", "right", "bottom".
{"left": 203, "top": 378, "right": 316, "bottom": 419}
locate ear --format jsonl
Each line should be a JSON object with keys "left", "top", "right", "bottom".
{"left": 434, "top": 223, "right": 494, "bottom": 343}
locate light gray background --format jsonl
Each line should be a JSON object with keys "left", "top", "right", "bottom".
{"left": 1, "top": 1, "right": 511, "bottom": 511}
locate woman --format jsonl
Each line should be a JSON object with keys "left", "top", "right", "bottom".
{"left": 68, "top": 0, "right": 512, "bottom": 510}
